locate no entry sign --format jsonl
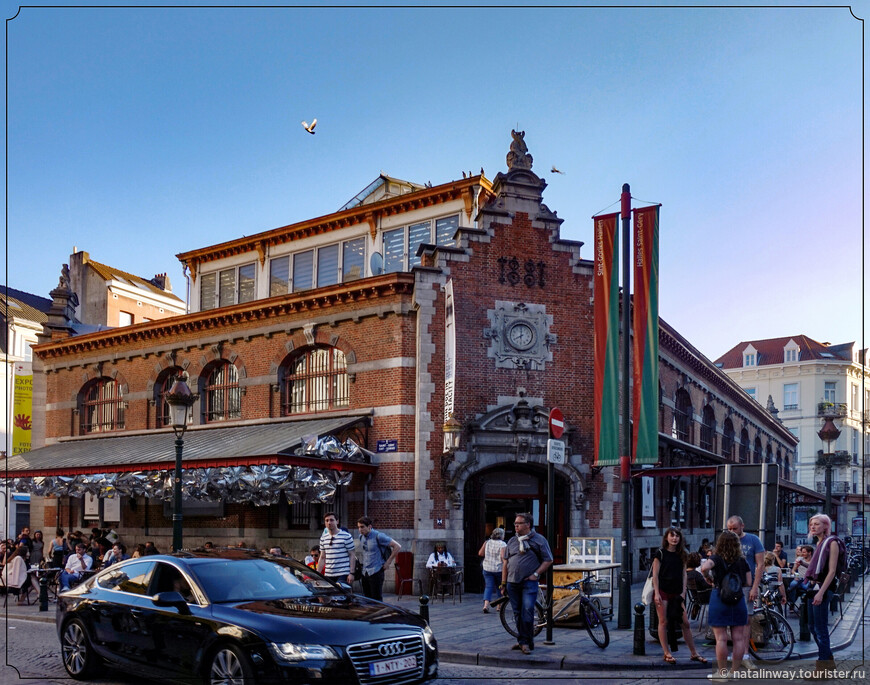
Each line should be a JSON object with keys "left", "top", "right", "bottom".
{"left": 549, "top": 408, "right": 564, "bottom": 439}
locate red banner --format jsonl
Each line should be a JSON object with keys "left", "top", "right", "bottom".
{"left": 593, "top": 213, "right": 620, "bottom": 466}
{"left": 632, "top": 205, "right": 660, "bottom": 464}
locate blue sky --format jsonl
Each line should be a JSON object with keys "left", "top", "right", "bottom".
{"left": 3, "top": 2, "right": 864, "bottom": 362}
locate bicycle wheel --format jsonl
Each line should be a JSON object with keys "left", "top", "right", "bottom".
{"left": 747, "top": 609, "right": 794, "bottom": 663}
{"left": 581, "top": 601, "right": 610, "bottom": 649}
{"left": 498, "top": 599, "right": 546, "bottom": 639}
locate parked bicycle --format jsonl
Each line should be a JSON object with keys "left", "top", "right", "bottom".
{"left": 747, "top": 573, "right": 794, "bottom": 663}
{"left": 491, "top": 576, "right": 610, "bottom": 649}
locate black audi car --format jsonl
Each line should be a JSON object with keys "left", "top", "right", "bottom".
{"left": 56, "top": 549, "right": 437, "bottom": 684}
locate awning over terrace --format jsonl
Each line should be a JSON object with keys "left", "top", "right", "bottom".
{"left": 4, "top": 415, "right": 376, "bottom": 506}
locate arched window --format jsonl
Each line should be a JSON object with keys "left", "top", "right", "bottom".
{"left": 753, "top": 436, "right": 763, "bottom": 464}
{"left": 765, "top": 443, "right": 773, "bottom": 464}
{"left": 280, "top": 346, "right": 349, "bottom": 415}
{"left": 700, "top": 405, "right": 716, "bottom": 452}
{"left": 154, "top": 367, "right": 187, "bottom": 428}
{"left": 80, "top": 378, "right": 125, "bottom": 434}
{"left": 202, "top": 361, "right": 241, "bottom": 423}
{"left": 739, "top": 428, "right": 750, "bottom": 463}
{"left": 673, "top": 389, "right": 693, "bottom": 443}
{"left": 721, "top": 418, "right": 735, "bottom": 459}
{"left": 784, "top": 455, "right": 791, "bottom": 481}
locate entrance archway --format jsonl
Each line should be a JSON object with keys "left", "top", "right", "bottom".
{"left": 463, "top": 465, "right": 568, "bottom": 593}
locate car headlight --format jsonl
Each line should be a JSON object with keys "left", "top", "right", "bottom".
{"left": 269, "top": 642, "right": 340, "bottom": 662}
{"left": 423, "top": 625, "right": 437, "bottom": 649}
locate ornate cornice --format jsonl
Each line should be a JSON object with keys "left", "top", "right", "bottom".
{"left": 34, "top": 273, "right": 415, "bottom": 359}
{"left": 177, "top": 177, "right": 494, "bottom": 274}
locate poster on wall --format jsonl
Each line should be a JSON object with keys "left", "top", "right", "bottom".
{"left": 103, "top": 497, "right": 121, "bottom": 522}
{"left": 567, "top": 537, "right": 614, "bottom": 565}
{"left": 84, "top": 493, "right": 99, "bottom": 518}
{"left": 641, "top": 473, "right": 656, "bottom": 527}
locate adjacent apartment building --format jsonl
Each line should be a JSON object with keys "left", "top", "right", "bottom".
{"left": 716, "top": 335, "right": 869, "bottom": 534}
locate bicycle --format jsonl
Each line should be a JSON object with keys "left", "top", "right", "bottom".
{"left": 747, "top": 573, "right": 794, "bottom": 663}
{"left": 491, "top": 577, "right": 610, "bottom": 649}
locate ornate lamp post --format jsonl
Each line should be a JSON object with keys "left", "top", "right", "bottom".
{"left": 164, "top": 373, "right": 197, "bottom": 552}
{"left": 816, "top": 417, "right": 844, "bottom": 518}
{"left": 441, "top": 414, "right": 462, "bottom": 478}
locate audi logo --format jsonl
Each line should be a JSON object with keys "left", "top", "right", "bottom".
{"left": 377, "top": 642, "right": 407, "bottom": 657}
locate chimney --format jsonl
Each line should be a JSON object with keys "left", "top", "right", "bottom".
{"left": 151, "top": 273, "right": 172, "bottom": 292}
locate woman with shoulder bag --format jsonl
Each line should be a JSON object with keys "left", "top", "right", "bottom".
{"left": 699, "top": 531, "right": 752, "bottom": 681}
{"left": 478, "top": 528, "right": 506, "bottom": 614}
{"left": 652, "top": 527, "right": 707, "bottom": 666}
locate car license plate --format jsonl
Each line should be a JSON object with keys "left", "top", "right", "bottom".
{"left": 369, "top": 655, "right": 416, "bottom": 676}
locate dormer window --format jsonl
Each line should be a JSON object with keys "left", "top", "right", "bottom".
{"left": 783, "top": 340, "right": 800, "bottom": 363}
{"left": 742, "top": 344, "right": 758, "bottom": 367}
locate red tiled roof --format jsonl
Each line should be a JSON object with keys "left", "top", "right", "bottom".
{"left": 715, "top": 335, "right": 851, "bottom": 368}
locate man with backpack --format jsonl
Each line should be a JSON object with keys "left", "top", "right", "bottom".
{"left": 356, "top": 516, "right": 401, "bottom": 601}
{"left": 804, "top": 514, "right": 844, "bottom": 676}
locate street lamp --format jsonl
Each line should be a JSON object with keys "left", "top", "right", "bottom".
{"left": 816, "top": 417, "right": 844, "bottom": 518}
{"left": 441, "top": 414, "right": 462, "bottom": 478}
{"left": 164, "top": 373, "right": 198, "bottom": 552}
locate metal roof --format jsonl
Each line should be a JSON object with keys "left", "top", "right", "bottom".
{"left": 4, "top": 415, "right": 374, "bottom": 476}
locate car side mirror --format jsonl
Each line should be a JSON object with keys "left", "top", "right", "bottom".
{"left": 152, "top": 591, "right": 192, "bottom": 615}
{"left": 336, "top": 582, "right": 353, "bottom": 593}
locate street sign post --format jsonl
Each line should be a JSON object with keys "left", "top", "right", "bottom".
{"left": 547, "top": 438, "right": 566, "bottom": 464}
{"left": 548, "top": 408, "right": 564, "bottom": 439}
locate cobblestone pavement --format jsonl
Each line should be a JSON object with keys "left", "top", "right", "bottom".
{"left": 2, "top": 572, "right": 866, "bottom": 683}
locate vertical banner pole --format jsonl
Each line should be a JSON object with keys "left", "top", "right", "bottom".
{"left": 618, "top": 183, "right": 632, "bottom": 630}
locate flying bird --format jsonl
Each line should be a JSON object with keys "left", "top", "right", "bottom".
{"left": 551, "top": 166, "right": 565, "bottom": 174}
{"left": 301, "top": 119, "right": 317, "bottom": 134}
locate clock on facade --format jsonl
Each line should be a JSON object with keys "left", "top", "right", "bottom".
{"left": 506, "top": 321, "right": 536, "bottom": 351}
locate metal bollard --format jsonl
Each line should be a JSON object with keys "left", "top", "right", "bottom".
{"left": 633, "top": 602, "right": 646, "bottom": 655}
{"left": 419, "top": 594, "right": 430, "bottom": 625}
{"left": 39, "top": 573, "right": 49, "bottom": 612}
{"left": 798, "top": 598, "right": 811, "bottom": 641}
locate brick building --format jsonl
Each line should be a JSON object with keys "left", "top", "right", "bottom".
{"left": 7, "top": 133, "right": 806, "bottom": 589}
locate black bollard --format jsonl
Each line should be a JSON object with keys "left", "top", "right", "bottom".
{"left": 633, "top": 602, "right": 646, "bottom": 655}
{"left": 419, "top": 594, "right": 430, "bottom": 625}
{"left": 798, "top": 597, "right": 811, "bottom": 641}
{"left": 39, "top": 573, "right": 49, "bottom": 612}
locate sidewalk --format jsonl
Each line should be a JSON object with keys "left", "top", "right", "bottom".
{"left": 4, "top": 573, "right": 867, "bottom": 673}
{"left": 383, "top": 572, "right": 870, "bottom": 672}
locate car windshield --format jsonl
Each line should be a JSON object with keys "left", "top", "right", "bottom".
{"left": 192, "top": 558, "right": 339, "bottom": 603}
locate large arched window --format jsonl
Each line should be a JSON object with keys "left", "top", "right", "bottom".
{"left": 700, "top": 405, "right": 716, "bottom": 452}
{"left": 280, "top": 346, "right": 349, "bottom": 415}
{"left": 739, "top": 428, "right": 750, "bottom": 463}
{"left": 80, "top": 378, "right": 125, "bottom": 434}
{"left": 673, "top": 389, "right": 693, "bottom": 443}
{"left": 753, "top": 436, "right": 763, "bottom": 464}
{"left": 202, "top": 361, "right": 241, "bottom": 423}
{"left": 154, "top": 367, "right": 187, "bottom": 428}
{"left": 721, "top": 418, "right": 735, "bottom": 459}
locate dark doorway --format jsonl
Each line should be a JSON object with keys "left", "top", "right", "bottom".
{"left": 463, "top": 466, "right": 568, "bottom": 593}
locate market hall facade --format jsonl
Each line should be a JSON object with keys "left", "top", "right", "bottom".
{"left": 8, "top": 133, "right": 809, "bottom": 592}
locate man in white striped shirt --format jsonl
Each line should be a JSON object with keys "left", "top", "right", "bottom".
{"left": 317, "top": 512, "right": 355, "bottom": 585}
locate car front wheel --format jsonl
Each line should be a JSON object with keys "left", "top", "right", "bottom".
{"left": 60, "top": 619, "right": 99, "bottom": 680}
{"left": 207, "top": 644, "right": 255, "bottom": 685}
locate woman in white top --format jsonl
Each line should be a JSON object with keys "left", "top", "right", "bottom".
{"left": 425, "top": 543, "right": 455, "bottom": 568}
{"left": 478, "top": 528, "right": 506, "bottom": 613}
{"left": 762, "top": 552, "right": 787, "bottom": 606}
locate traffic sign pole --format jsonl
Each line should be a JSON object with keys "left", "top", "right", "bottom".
{"left": 544, "top": 408, "right": 563, "bottom": 645}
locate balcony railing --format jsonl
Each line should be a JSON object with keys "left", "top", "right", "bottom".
{"left": 817, "top": 402, "right": 847, "bottom": 418}
{"left": 815, "top": 480, "right": 851, "bottom": 494}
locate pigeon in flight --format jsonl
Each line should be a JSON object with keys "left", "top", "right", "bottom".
{"left": 551, "top": 166, "right": 565, "bottom": 174}
{"left": 301, "top": 119, "right": 317, "bottom": 134}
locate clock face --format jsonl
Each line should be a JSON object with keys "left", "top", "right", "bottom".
{"left": 507, "top": 321, "right": 535, "bottom": 351}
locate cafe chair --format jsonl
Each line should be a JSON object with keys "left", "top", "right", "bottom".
{"left": 830, "top": 571, "right": 850, "bottom": 617}
{"left": 686, "top": 576, "right": 711, "bottom": 633}
{"left": 394, "top": 552, "right": 421, "bottom": 600}
{"left": 1, "top": 557, "right": 34, "bottom": 607}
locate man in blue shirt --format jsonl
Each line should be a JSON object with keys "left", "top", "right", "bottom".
{"left": 356, "top": 516, "right": 400, "bottom": 601}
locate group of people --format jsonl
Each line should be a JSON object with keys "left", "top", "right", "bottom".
{"left": 647, "top": 514, "right": 843, "bottom": 680}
